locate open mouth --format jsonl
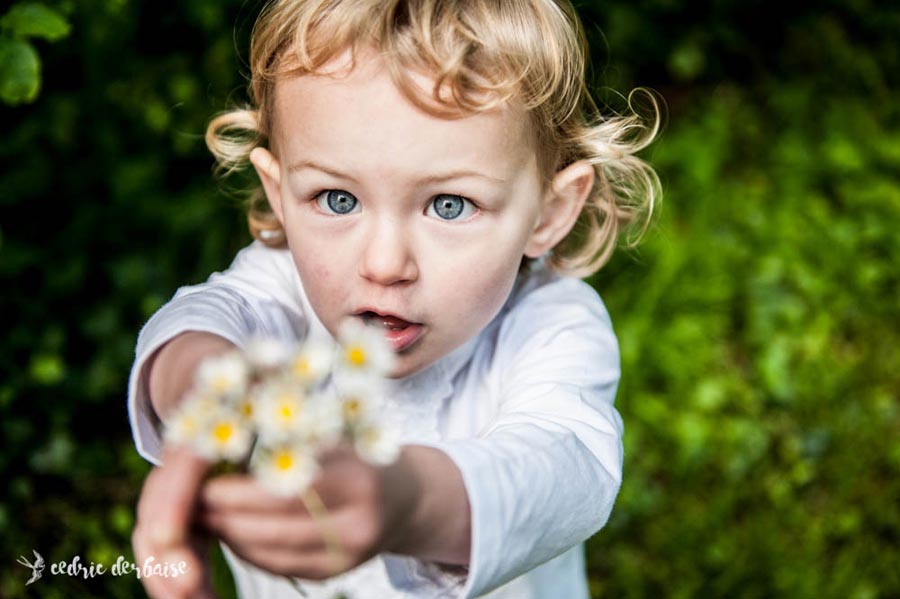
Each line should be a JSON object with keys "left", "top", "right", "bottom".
{"left": 360, "top": 311, "right": 414, "bottom": 330}
{"left": 356, "top": 310, "right": 425, "bottom": 352}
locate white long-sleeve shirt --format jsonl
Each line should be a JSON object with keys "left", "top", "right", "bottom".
{"left": 127, "top": 241, "right": 623, "bottom": 599}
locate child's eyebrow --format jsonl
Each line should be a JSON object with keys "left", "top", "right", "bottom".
{"left": 286, "top": 159, "right": 360, "bottom": 182}
{"left": 287, "top": 159, "right": 507, "bottom": 185}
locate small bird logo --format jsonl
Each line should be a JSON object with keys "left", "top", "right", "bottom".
{"left": 16, "top": 549, "right": 45, "bottom": 585}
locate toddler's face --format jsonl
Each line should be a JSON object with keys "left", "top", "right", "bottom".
{"left": 254, "top": 49, "right": 559, "bottom": 378}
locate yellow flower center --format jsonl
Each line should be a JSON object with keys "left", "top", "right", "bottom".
{"left": 343, "top": 398, "right": 361, "bottom": 420}
{"left": 275, "top": 393, "right": 301, "bottom": 423}
{"left": 275, "top": 452, "right": 293, "bottom": 471}
{"left": 347, "top": 346, "right": 367, "bottom": 367}
{"left": 213, "top": 375, "right": 231, "bottom": 393}
{"left": 240, "top": 401, "right": 253, "bottom": 418}
{"left": 293, "top": 357, "right": 310, "bottom": 377}
{"left": 213, "top": 422, "right": 234, "bottom": 443}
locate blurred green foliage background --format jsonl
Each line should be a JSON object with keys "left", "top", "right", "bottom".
{"left": 1, "top": 0, "right": 898, "bottom": 597}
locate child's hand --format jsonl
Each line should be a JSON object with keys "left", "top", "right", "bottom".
{"left": 198, "top": 442, "right": 418, "bottom": 580}
{"left": 132, "top": 445, "right": 218, "bottom": 599}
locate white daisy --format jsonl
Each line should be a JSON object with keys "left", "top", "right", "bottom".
{"left": 194, "top": 410, "right": 254, "bottom": 462}
{"left": 253, "top": 378, "right": 311, "bottom": 443}
{"left": 244, "top": 337, "right": 294, "bottom": 372}
{"left": 164, "top": 390, "right": 221, "bottom": 446}
{"left": 194, "top": 351, "right": 250, "bottom": 399}
{"left": 164, "top": 402, "right": 205, "bottom": 448}
{"left": 286, "top": 339, "right": 335, "bottom": 386}
{"left": 353, "top": 422, "right": 401, "bottom": 466}
{"left": 336, "top": 319, "right": 394, "bottom": 377}
{"left": 251, "top": 443, "right": 319, "bottom": 496}
{"left": 234, "top": 394, "right": 256, "bottom": 424}
{"left": 304, "top": 391, "right": 344, "bottom": 448}
{"left": 335, "top": 373, "right": 384, "bottom": 430}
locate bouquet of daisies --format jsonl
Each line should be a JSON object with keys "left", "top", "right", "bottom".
{"left": 163, "top": 319, "right": 401, "bottom": 497}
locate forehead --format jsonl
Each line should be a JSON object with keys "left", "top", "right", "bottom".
{"left": 270, "top": 48, "right": 535, "bottom": 178}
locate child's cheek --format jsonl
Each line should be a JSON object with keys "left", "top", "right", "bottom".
{"left": 291, "top": 248, "right": 338, "bottom": 302}
{"left": 452, "top": 257, "right": 520, "bottom": 328}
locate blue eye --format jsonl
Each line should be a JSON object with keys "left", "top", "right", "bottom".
{"left": 428, "top": 194, "right": 475, "bottom": 221}
{"left": 316, "top": 190, "right": 359, "bottom": 215}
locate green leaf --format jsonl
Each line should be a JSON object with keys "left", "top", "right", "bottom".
{"left": 1, "top": 3, "right": 71, "bottom": 41}
{"left": 0, "top": 37, "right": 40, "bottom": 105}
{"left": 28, "top": 352, "right": 65, "bottom": 385}
{"left": 29, "top": 432, "right": 74, "bottom": 473}
{"left": 668, "top": 39, "right": 706, "bottom": 82}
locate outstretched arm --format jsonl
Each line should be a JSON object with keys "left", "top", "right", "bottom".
{"left": 133, "top": 332, "right": 234, "bottom": 599}
{"left": 405, "top": 278, "right": 624, "bottom": 598}
{"left": 128, "top": 242, "right": 305, "bottom": 598}
{"left": 136, "top": 337, "right": 472, "bottom": 599}
{"left": 147, "top": 332, "right": 237, "bottom": 419}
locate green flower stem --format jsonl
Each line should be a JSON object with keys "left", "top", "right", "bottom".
{"left": 285, "top": 486, "right": 348, "bottom": 597}
{"left": 302, "top": 486, "right": 347, "bottom": 572}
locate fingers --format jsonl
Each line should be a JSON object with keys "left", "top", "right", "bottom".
{"left": 132, "top": 521, "right": 172, "bottom": 598}
{"left": 200, "top": 474, "right": 312, "bottom": 515}
{"left": 133, "top": 445, "right": 217, "bottom": 599}
{"left": 200, "top": 503, "right": 381, "bottom": 581}
{"left": 132, "top": 517, "right": 215, "bottom": 599}
{"left": 147, "top": 445, "right": 213, "bottom": 546}
{"left": 222, "top": 540, "right": 344, "bottom": 580}
{"left": 198, "top": 474, "right": 352, "bottom": 580}
{"left": 193, "top": 450, "right": 385, "bottom": 584}
{"left": 201, "top": 509, "right": 325, "bottom": 551}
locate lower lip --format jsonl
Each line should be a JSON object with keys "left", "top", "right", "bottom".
{"left": 380, "top": 323, "right": 425, "bottom": 352}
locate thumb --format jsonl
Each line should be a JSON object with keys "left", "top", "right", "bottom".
{"left": 143, "top": 444, "right": 212, "bottom": 549}
{"left": 134, "top": 444, "right": 216, "bottom": 599}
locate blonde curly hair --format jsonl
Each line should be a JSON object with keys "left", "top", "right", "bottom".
{"left": 206, "top": 0, "right": 660, "bottom": 278}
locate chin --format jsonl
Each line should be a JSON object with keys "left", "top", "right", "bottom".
{"left": 386, "top": 354, "right": 430, "bottom": 379}
{"left": 386, "top": 363, "right": 422, "bottom": 380}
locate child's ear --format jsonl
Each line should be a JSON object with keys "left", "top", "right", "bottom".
{"left": 524, "top": 160, "right": 595, "bottom": 258}
{"left": 249, "top": 147, "right": 284, "bottom": 224}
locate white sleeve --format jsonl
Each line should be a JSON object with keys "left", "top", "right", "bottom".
{"left": 427, "top": 279, "right": 623, "bottom": 598}
{"left": 127, "top": 243, "right": 306, "bottom": 466}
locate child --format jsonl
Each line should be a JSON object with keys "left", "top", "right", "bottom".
{"left": 128, "top": 1, "right": 659, "bottom": 598}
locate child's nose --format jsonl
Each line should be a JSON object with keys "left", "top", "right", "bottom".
{"left": 357, "top": 218, "right": 419, "bottom": 286}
